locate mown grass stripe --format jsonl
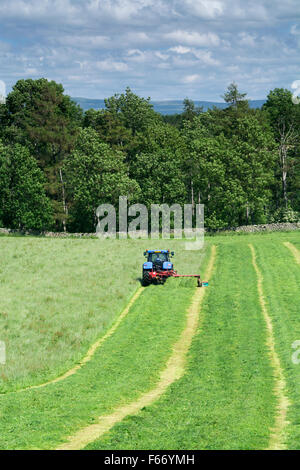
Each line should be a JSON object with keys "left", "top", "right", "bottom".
{"left": 249, "top": 244, "right": 289, "bottom": 450}
{"left": 84, "top": 241, "right": 276, "bottom": 450}
{"left": 251, "top": 239, "right": 300, "bottom": 450}
{"left": 284, "top": 242, "right": 300, "bottom": 265}
{"left": 56, "top": 246, "right": 216, "bottom": 450}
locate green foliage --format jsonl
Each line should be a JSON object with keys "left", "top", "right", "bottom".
{"left": 0, "top": 140, "right": 52, "bottom": 230}
{"left": 2, "top": 78, "right": 82, "bottom": 166}
{"left": 132, "top": 122, "right": 187, "bottom": 206}
{"left": 1, "top": 79, "right": 83, "bottom": 229}
{"left": 161, "top": 98, "right": 203, "bottom": 129}
{"left": 83, "top": 108, "right": 138, "bottom": 157}
{"left": 104, "top": 86, "right": 161, "bottom": 136}
{"left": 84, "top": 87, "right": 162, "bottom": 163}
{"left": 183, "top": 113, "right": 277, "bottom": 228}
{"left": 269, "top": 206, "right": 299, "bottom": 223}
{"left": 63, "top": 128, "right": 141, "bottom": 231}
{"left": 263, "top": 88, "right": 300, "bottom": 211}
{"left": 222, "top": 81, "right": 248, "bottom": 108}
{"left": 182, "top": 97, "right": 203, "bottom": 121}
{"left": 1, "top": 80, "right": 300, "bottom": 232}
{"left": 263, "top": 88, "right": 300, "bottom": 133}
{"left": 162, "top": 112, "right": 183, "bottom": 128}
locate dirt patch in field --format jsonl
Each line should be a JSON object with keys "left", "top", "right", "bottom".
{"left": 5, "top": 287, "right": 144, "bottom": 395}
{"left": 284, "top": 242, "right": 300, "bottom": 265}
{"left": 249, "top": 244, "right": 290, "bottom": 450}
{"left": 56, "top": 245, "right": 217, "bottom": 450}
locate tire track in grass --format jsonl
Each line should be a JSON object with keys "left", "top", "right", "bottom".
{"left": 56, "top": 245, "right": 216, "bottom": 450}
{"left": 249, "top": 244, "right": 289, "bottom": 450}
{"left": 2, "top": 287, "right": 144, "bottom": 395}
{"left": 284, "top": 242, "right": 300, "bottom": 265}
{"left": 0, "top": 274, "right": 197, "bottom": 449}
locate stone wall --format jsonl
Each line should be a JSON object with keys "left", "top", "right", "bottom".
{"left": 233, "top": 222, "right": 300, "bottom": 232}
{"left": 0, "top": 222, "right": 299, "bottom": 238}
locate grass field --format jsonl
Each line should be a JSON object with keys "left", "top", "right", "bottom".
{"left": 0, "top": 231, "right": 299, "bottom": 449}
{"left": 0, "top": 237, "right": 205, "bottom": 392}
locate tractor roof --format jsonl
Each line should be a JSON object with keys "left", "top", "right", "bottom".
{"left": 145, "top": 250, "right": 170, "bottom": 254}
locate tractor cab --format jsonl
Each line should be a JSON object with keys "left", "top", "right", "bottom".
{"left": 147, "top": 251, "right": 172, "bottom": 263}
{"left": 143, "top": 250, "right": 174, "bottom": 271}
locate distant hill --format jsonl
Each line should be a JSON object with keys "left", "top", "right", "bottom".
{"left": 72, "top": 97, "right": 266, "bottom": 115}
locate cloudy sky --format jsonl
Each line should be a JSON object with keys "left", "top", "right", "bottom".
{"left": 0, "top": 0, "right": 300, "bottom": 101}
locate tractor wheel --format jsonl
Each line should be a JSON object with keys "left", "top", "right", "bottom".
{"left": 142, "top": 270, "right": 151, "bottom": 286}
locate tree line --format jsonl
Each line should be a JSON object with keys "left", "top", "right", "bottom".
{"left": 0, "top": 79, "right": 299, "bottom": 232}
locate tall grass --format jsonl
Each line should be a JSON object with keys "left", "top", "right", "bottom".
{"left": 0, "top": 237, "right": 205, "bottom": 391}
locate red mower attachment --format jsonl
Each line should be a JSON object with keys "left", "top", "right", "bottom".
{"left": 142, "top": 250, "right": 208, "bottom": 287}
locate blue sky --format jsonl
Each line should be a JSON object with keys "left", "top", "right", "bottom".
{"left": 0, "top": 0, "right": 300, "bottom": 101}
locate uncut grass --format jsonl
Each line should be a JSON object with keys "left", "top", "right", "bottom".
{"left": 0, "top": 247, "right": 206, "bottom": 449}
{"left": 86, "top": 242, "right": 276, "bottom": 450}
{"left": 253, "top": 236, "right": 300, "bottom": 449}
{"left": 0, "top": 237, "right": 203, "bottom": 392}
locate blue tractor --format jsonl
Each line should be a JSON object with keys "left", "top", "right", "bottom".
{"left": 142, "top": 250, "right": 204, "bottom": 287}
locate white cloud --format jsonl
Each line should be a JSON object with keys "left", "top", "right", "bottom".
{"left": 0, "top": 80, "right": 6, "bottom": 96}
{"left": 59, "top": 35, "right": 110, "bottom": 48}
{"left": 181, "top": 0, "right": 224, "bottom": 19}
{"left": 87, "top": 0, "right": 156, "bottom": 22}
{"left": 291, "top": 79, "right": 300, "bottom": 89}
{"left": 24, "top": 67, "right": 39, "bottom": 75}
{"left": 165, "top": 30, "right": 220, "bottom": 47}
{"left": 192, "top": 50, "right": 220, "bottom": 65}
{"left": 230, "top": 3, "right": 268, "bottom": 21}
{"left": 238, "top": 32, "right": 256, "bottom": 47}
{"left": 0, "top": 41, "right": 11, "bottom": 53}
{"left": 226, "top": 65, "right": 240, "bottom": 74}
{"left": 96, "top": 59, "right": 128, "bottom": 72}
{"left": 260, "top": 36, "right": 280, "bottom": 48}
{"left": 182, "top": 74, "right": 201, "bottom": 83}
{"left": 126, "top": 32, "right": 151, "bottom": 43}
{"left": 169, "top": 45, "right": 220, "bottom": 65}
{"left": 156, "top": 62, "right": 171, "bottom": 69}
{"left": 126, "top": 49, "right": 147, "bottom": 62}
{"left": 172, "top": 56, "right": 198, "bottom": 67}
{"left": 169, "top": 46, "right": 191, "bottom": 54}
{"left": 0, "top": 0, "right": 78, "bottom": 21}
{"left": 155, "top": 51, "right": 169, "bottom": 60}
{"left": 1, "top": 0, "right": 300, "bottom": 100}
{"left": 291, "top": 24, "right": 300, "bottom": 35}
{"left": 251, "top": 76, "right": 273, "bottom": 84}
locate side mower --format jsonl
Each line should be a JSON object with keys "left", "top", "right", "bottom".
{"left": 142, "top": 250, "right": 208, "bottom": 287}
